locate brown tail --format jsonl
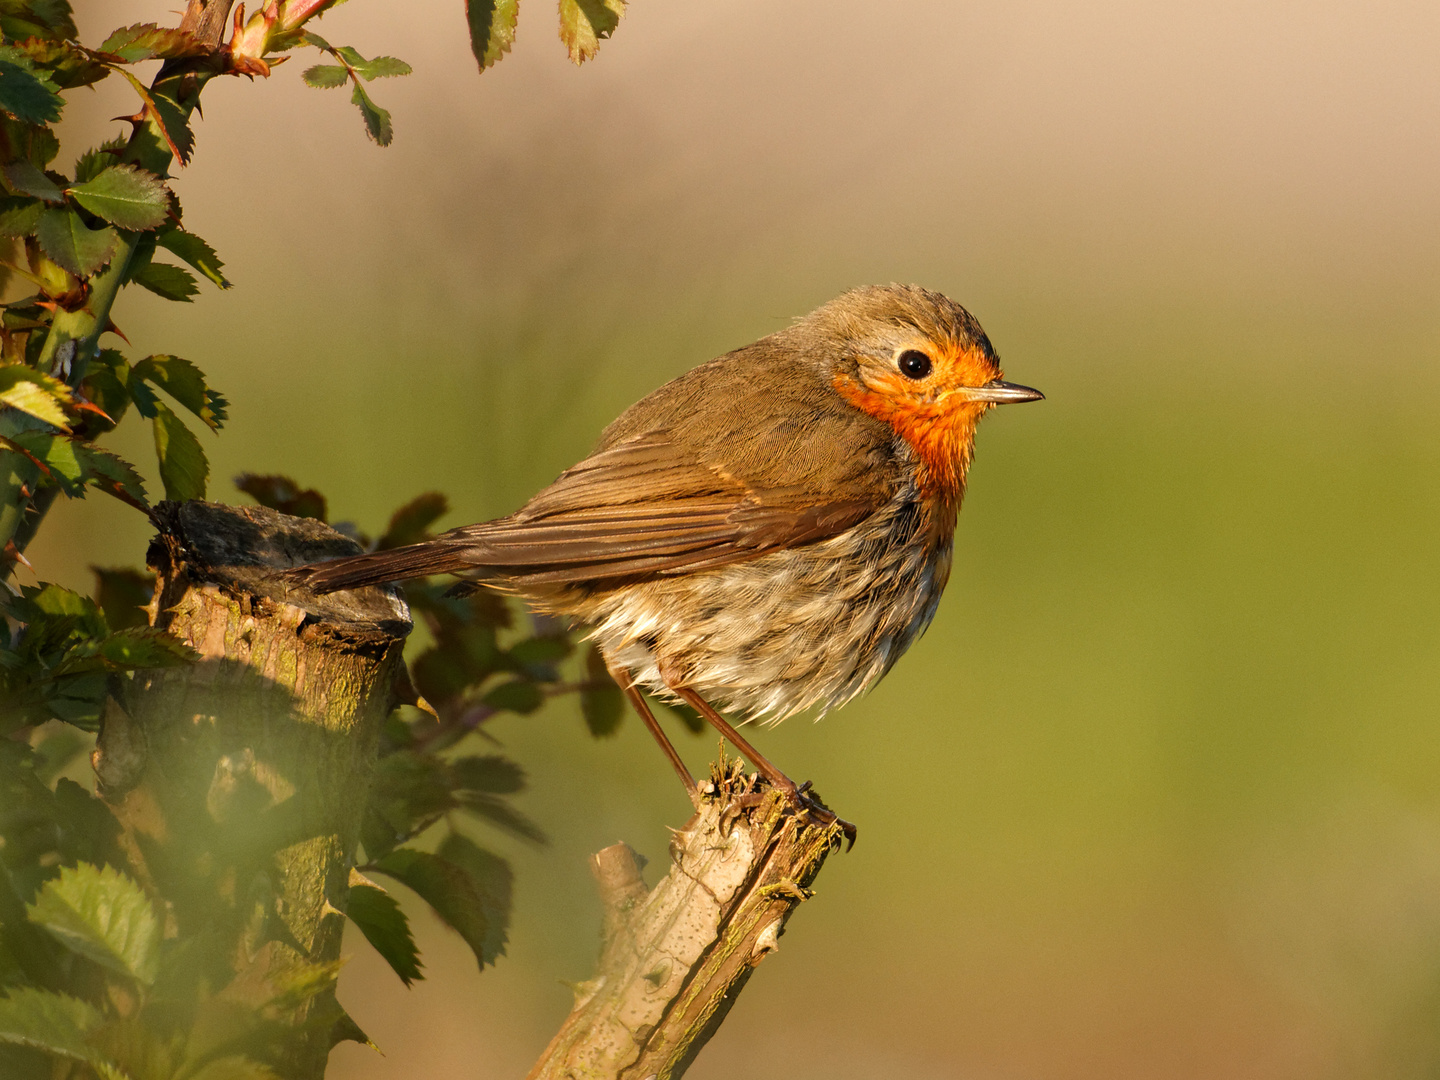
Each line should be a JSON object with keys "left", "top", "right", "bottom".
{"left": 286, "top": 541, "right": 478, "bottom": 594}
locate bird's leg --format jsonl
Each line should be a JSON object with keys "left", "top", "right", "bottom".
{"left": 606, "top": 662, "right": 700, "bottom": 806}
{"left": 667, "top": 684, "right": 856, "bottom": 849}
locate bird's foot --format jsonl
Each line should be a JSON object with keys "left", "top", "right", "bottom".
{"left": 785, "top": 780, "right": 857, "bottom": 851}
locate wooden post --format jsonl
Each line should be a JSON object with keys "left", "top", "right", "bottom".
{"left": 92, "top": 501, "right": 411, "bottom": 1078}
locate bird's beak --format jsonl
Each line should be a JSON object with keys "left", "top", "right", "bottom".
{"left": 953, "top": 379, "right": 1045, "bottom": 404}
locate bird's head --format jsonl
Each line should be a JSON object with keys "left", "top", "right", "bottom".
{"left": 794, "top": 284, "right": 1043, "bottom": 499}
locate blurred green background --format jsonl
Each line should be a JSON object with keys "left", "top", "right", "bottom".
{"left": 44, "top": 2, "right": 1440, "bottom": 1077}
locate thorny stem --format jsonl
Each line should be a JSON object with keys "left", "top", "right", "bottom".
{"left": 0, "top": 5, "right": 236, "bottom": 575}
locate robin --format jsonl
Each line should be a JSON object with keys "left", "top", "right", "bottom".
{"left": 290, "top": 285, "right": 1042, "bottom": 841}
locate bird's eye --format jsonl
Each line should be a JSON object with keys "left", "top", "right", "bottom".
{"left": 897, "top": 350, "right": 932, "bottom": 379}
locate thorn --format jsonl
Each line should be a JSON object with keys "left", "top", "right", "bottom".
{"left": 101, "top": 319, "right": 130, "bottom": 345}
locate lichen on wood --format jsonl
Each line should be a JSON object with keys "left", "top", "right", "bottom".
{"left": 529, "top": 759, "right": 845, "bottom": 1080}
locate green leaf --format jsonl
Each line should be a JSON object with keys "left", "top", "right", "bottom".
{"left": 450, "top": 754, "right": 525, "bottom": 795}
{"left": 301, "top": 64, "right": 348, "bottom": 89}
{"left": 25, "top": 863, "right": 160, "bottom": 985}
{"left": 350, "top": 82, "right": 392, "bottom": 146}
{"left": 74, "top": 139, "right": 126, "bottom": 184}
{"left": 98, "top": 23, "right": 205, "bottom": 62}
{"left": 354, "top": 56, "right": 410, "bottom": 80}
{"left": 0, "top": 365, "right": 72, "bottom": 429}
{"left": 480, "top": 679, "right": 543, "bottom": 714}
{"left": 233, "top": 473, "right": 326, "bottom": 521}
{"left": 34, "top": 208, "right": 119, "bottom": 276}
{"left": 155, "top": 229, "right": 229, "bottom": 289}
{"left": 132, "top": 354, "right": 227, "bottom": 431}
{"left": 558, "top": 0, "right": 626, "bottom": 65}
{"left": 5, "top": 432, "right": 150, "bottom": 505}
{"left": 0, "top": 57, "right": 62, "bottom": 125}
{"left": 377, "top": 492, "right": 447, "bottom": 549}
{"left": 0, "top": 195, "right": 42, "bottom": 236}
{"left": 133, "top": 261, "right": 198, "bottom": 302}
{"left": 68, "top": 165, "right": 169, "bottom": 232}
{"left": 345, "top": 882, "right": 422, "bottom": 986}
{"left": 2, "top": 160, "right": 63, "bottom": 203}
{"left": 0, "top": 987, "right": 101, "bottom": 1061}
{"left": 187, "top": 1057, "right": 283, "bottom": 1080}
{"left": 466, "top": 0, "right": 519, "bottom": 71}
{"left": 98, "top": 627, "right": 194, "bottom": 668}
{"left": 7, "top": 38, "right": 108, "bottom": 90}
{"left": 451, "top": 792, "right": 547, "bottom": 844}
{"left": 0, "top": 2, "right": 77, "bottom": 40}
{"left": 75, "top": 443, "right": 149, "bottom": 506}
{"left": 437, "top": 833, "right": 512, "bottom": 962}
{"left": 581, "top": 684, "right": 623, "bottom": 736}
{"left": 151, "top": 402, "right": 207, "bottom": 501}
{"left": 370, "top": 849, "right": 494, "bottom": 971}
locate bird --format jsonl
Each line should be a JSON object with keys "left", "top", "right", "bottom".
{"left": 288, "top": 285, "right": 1043, "bottom": 841}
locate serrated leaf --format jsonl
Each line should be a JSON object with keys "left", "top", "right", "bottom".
{"left": 377, "top": 492, "right": 447, "bottom": 549}
{"left": 301, "top": 64, "right": 348, "bottom": 89}
{"left": 558, "top": 0, "right": 626, "bottom": 65}
{"left": 233, "top": 473, "right": 326, "bottom": 521}
{"left": 7, "top": 37, "right": 108, "bottom": 90}
{"left": 98, "top": 627, "right": 194, "bottom": 667}
{"left": 74, "top": 138, "right": 126, "bottom": 184}
{"left": 76, "top": 442, "right": 149, "bottom": 506}
{"left": 155, "top": 229, "right": 229, "bottom": 288}
{"left": 0, "top": 57, "right": 62, "bottom": 124}
{"left": 0, "top": 987, "right": 101, "bottom": 1060}
{"left": 466, "top": 0, "right": 519, "bottom": 71}
{"left": 1, "top": 2, "right": 77, "bottom": 41}
{"left": 151, "top": 402, "right": 207, "bottom": 501}
{"left": 370, "top": 849, "right": 493, "bottom": 971}
{"left": 0, "top": 195, "right": 42, "bottom": 236}
{"left": 3, "top": 159, "right": 63, "bottom": 203}
{"left": 0, "top": 365, "right": 72, "bottom": 429}
{"left": 354, "top": 56, "right": 410, "bottom": 80}
{"left": 34, "top": 208, "right": 118, "bottom": 277}
{"left": 5, "top": 432, "right": 150, "bottom": 506}
{"left": 132, "top": 354, "right": 226, "bottom": 431}
{"left": 345, "top": 883, "right": 422, "bottom": 986}
{"left": 133, "top": 261, "right": 198, "bottom": 302}
{"left": 350, "top": 82, "right": 392, "bottom": 146}
{"left": 68, "top": 165, "right": 169, "bottom": 232}
{"left": 25, "top": 863, "right": 160, "bottom": 985}
{"left": 98, "top": 23, "right": 205, "bottom": 62}
{"left": 437, "top": 833, "right": 512, "bottom": 962}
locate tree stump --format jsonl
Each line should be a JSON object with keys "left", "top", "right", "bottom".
{"left": 92, "top": 501, "right": 411, "bottom": 1078}
{"left": 529, "top": 759, "right": 845, "bottom": 1080}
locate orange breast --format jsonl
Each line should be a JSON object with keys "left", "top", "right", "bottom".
{"left": 832, "top": 373, "right": 978, "bottom": 503}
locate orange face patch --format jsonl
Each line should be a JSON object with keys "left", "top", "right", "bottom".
{"left": 832, "top": 344, "right": 997, "bottom": 500}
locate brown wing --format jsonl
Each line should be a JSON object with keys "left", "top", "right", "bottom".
{"left": 289, "top": 430, "right": 883, "bottom": 594}
{"left": 436, "top": 430, "right": 881, "bottom": 585}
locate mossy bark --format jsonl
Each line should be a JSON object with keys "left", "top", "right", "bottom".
{"left": 528, "top": 760, "right": 844, "bottom": 1080}
{"left": 92, "top": 501, "right": 411, "bottom": 1078}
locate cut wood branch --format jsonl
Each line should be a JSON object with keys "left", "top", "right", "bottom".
{"left": 529, "top": 759, "right": 845, "bottom": 1080}
{"left": 93, "top": 500, "right": 411, "bottom": 1078}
